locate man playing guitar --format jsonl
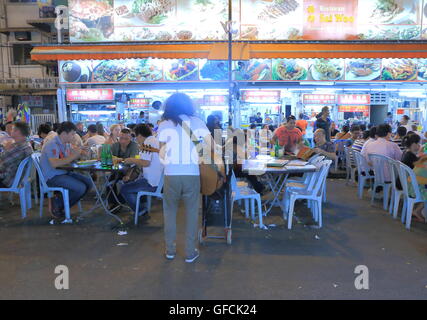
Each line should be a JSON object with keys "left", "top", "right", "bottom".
{"left": 119, "top": 124, "right": 163, "bottom": 216}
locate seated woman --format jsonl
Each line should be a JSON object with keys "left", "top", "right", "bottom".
{"left": 105, "top": 124, "right": 121, "bottom": 145}
{"left": 312, "top": 128, "right": 337, "bottom": 160}
{"left": 401, "top": 134, "right": 424, "bottom": 222}
{"left": 401, "top": 133, "right": 421, "bottom": 169}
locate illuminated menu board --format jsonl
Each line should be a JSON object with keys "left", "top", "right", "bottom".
{"left": 68, "top": 0, "right": 425, "bottom": 42}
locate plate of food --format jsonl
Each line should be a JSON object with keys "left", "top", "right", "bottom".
{"left": 310, "top": 59, "right": 344, "bottom": 81}
{"left": 345, "top": 59, "right": 382, "bottom": 81}
{"left": 131, "top": 0, "right": 174, "bottom": 25}
{"left": 418, "top": 59, "right": 427, "bottom": 80}
{"left": 272, "top": 59, "right": 308, "bottom": 81}
{"left": 164, "top": 59, "right": 199, "bottom": 81}
{"left": 124, "top": 59, "right": 163, "bottom": 81}
{"left": 382, "top": 59, "right": 417, "bottom": 81}
{"left": 69, "top": 0, "right": 114, "bottom": 41}
{"left": 200, "top": 60, "right": 228, "bottom": 81}
{"left": 93, "top": 60, "right": 129, "bottom": 82}
{"left": 233, "top": 60, "right": 272, "bottom": 81}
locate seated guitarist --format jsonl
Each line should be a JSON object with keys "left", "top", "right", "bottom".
{"left": 120, "top": 124, "right": 163, "bottom": 216}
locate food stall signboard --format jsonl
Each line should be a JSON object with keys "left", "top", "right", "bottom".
{"left": 68, "top": 0, "right": 228, "bottom": 42}
{"left": 241, "top": 90, "right": 281, "bottom": 103}
{"left": 203, "top": 95, "right": 227, "bottom": 106}
{"left": 238, "top": 0, "right": 424, "bottom": 41}
{"left": 66, "top": 89, "right": 114, "bottom": 102}
{"left": 129, "top": 98, "right": 151, "bottom": 108}
{"left": 338, "top": 105, "right": 369, "bottom": 112}
{"left": 303, "top": 94, "right": 336, "bottom": 105}
{"left": 337, "top": 94, "right": 371, "bottom": 105}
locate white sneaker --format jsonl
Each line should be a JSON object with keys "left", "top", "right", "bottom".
{"left": 165, "top": 251, "right": 176, "bottom": 260}
{"left": 185, "top": 249, "right": 200, "bottom": 263}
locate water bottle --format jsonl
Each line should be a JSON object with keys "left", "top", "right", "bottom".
{"left": 424, "top": 143, "right": 427, "bottom": 154}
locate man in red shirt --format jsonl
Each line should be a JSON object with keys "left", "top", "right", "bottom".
{"left": 272, "top": 115, "right": 303, "bottom": 153}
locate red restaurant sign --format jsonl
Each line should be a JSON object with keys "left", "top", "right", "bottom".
{"left": 303, "top": 94, "right": 336, "bottom": 105}
{"left": 66, "top": 89, "right": 114, "bottom": 102}
{"left": 337, "top": 94, "right": 371, "bottom": 105}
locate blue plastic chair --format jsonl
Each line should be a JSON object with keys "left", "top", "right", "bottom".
{"left": 0, "top": 156, "right": 32, "bottom": 219}
{"left": 368, "top": 154, "right": 392, "bottom": 211}
{"left": 397, "top": 162, "right": 426, "bottom": 230}
{"left": 134, "top": 174, "right": 164, "bottom": 225}
{"left": 31, "top": 153, "right": 81, "bottom": 222}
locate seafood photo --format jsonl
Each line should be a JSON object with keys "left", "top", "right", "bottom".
{"left": 345, "top": 59, "right": 382, "bottom": 81}
{"left": 69, "top": 0, "right": 114, "bottom": 41}
{"left": 124, "top": 59, "right": 163, "bottom": 81}
{"left": 417, "top": 59, "right": 427, "bottom": 80}
{"left": 381, "top": 59, "right": 417, "bottom": 81}
{"left": 258, "top": 0, "right": 299, "bottom": 21}
{"left": 233, "top": 60, "right": 272, "bottom": 81}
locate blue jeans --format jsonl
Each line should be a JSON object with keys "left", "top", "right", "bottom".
{"left": 47, "top": 172, "right": 92, "bottom": 210}
{"left": 120, "top": 177, "right": 156, "bottom": 213}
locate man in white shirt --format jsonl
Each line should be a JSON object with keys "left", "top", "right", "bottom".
{"left": 400, "top": 115, "right": 413, "bottom": 133}
{"left": 120, "top": 124, "right": 163, "bottom": 216}
{"left": 85, "top": 124, "right": 106, "bottom": 147}
{"left": 361, "top": 124, "right": 402, "bottom": 182}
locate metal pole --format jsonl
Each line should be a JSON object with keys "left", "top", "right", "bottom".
{"left": 227, "top": 0, "right": 233, "bottom": 127}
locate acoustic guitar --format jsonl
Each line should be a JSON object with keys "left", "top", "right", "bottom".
{"left": 123, "top": 143, "right": 159, "bottom": 182}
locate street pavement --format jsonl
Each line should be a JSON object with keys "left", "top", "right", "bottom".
{"left": 0, "top": 179, "right": 426, "bottom": 300}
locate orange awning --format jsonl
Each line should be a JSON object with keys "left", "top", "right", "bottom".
{"left": 31, "top": 42, "right": 427, "bottom": 61}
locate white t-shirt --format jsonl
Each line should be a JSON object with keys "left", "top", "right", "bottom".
{"left": 140, "top": 136, "right": 163, "bottom": 187}
{"left": 86, "top": 135, "right": 106, "bottom": 147}
{"left": 158, "top": 115, "right": 210, "bottom": 176}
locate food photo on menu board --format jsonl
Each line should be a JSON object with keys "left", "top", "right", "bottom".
{"left": 272, "top": 59, "right": 309, "bottom": 81}
{"left": 381, "top": 58, "right": 418, "bottom": 81}
{"left": 307, "top": 59, "right": 345, "bottom": 81}
{"left": 344, "top": 59, "right": 382, "bottom": 81}
{"left": 163, "top": 59, "right": 199, "bottom": 81}
{"left": 68, "top": 0, "right": 228, "bottom": 42}
{"left": 237, "top": 0, "right": 423, "bottom": 41}
{"left": 199, "top": 60, "right": 229, "bottom": 81}
{"left": 232, "top": 60, "right": 272, "bottom": 81}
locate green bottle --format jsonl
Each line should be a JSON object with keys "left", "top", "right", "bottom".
{"left": 424, "top": 143, "right": 427, "bottom": 154}
{"left": 274, "top": 140, "right": 280, "bottom": 158}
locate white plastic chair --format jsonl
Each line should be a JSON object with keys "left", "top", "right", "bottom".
{"left": 0, "top": 156, "right": 32, "bottom": 219}
{"left": 231, "top": 171, "right": 263, "bottom": 228}
{"left": 333, "top": 140, "right": 348, "bottom": 170}
{"left": 387, "top": 158, "right": 406, "bottom": 219}
{"left": 368, "top": 154, "right": 392, "bottom": 211}
{"left": 397, "top": 162, "right": 425, "bottom": 230}
{"left": 134, "top": 174, "right": 164, "bottom": 225}
{"left": 286, "top": 155, "right": 325, "bottom": 186}
{"left": 283, "top": 160, "right": 332, "bottom": 229}
{"left": 31, "top": 153, "right": 81, "bottom": 222}
{"left": 344, "top": 145, "right": 357, "bottom": 185}
{"left": 353, "top": 151, "right": 374, "bottom": 199}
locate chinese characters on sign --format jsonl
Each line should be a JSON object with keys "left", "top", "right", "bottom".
{"left": 337, "top": 94, "right": 371, "bottom": 105}
{"left": 303, "top": 94, "right": 336, "bottom": 104}
{"left": 66, "top": 89, "right": 114, "bottom": 102}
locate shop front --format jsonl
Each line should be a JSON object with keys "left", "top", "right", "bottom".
{"left": 31, "top": 0, "right": 427, "bottom": 130}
